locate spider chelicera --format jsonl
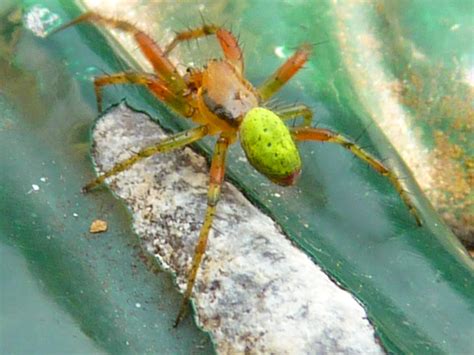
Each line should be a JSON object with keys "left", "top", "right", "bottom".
{"left": 50, "top": 12, "right": 422, "bottom": 326}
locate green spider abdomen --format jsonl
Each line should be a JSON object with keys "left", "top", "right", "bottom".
{"left": 240, "top": 107, "right": 301, "bottom": 186}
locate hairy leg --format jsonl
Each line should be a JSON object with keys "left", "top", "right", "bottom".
{"left": 258, "top": 44, "right": 312, "bottom": 101}
{"left": 275, "top": 104, "right": 313, "bottom": 127}
{"left": 83, "top": 125, "right": 208, "bottom": 192}
{"left": 291, "top": 127, "right": 422, "bottom": 226}
{"left": 49, "top": 12, "right": 187, "bottom": 93}
{"left": 164, "top": 25, "right": 244, "bottom": 73}
{"left": 174, "top": 135, "right": 230, "bottom": 327}
{"left": 93, "top": 72, "right": 192, "bottom": 116}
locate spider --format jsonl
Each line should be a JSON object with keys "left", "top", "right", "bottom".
{"left": 50, "top": 12, "right": 422, "bottom": 327}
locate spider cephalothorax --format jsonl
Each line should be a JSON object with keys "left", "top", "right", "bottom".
{"left": 50, "top": 12, "right": 421, "bottom": 326}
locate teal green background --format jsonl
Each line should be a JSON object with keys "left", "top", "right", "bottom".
{"left": 1, "top": 1, "right": 473, "bottom": 354}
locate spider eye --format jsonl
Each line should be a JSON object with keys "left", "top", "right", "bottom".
{"left": 240, "top": 108, "right": 301, "bottom": 186}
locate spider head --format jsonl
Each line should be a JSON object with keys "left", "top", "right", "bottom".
{"left": 239, "top": 107, "right": 301, "bottom": 186}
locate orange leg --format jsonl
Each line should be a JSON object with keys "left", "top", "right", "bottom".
{"left": 83, "top": 125, "right": 209, "bottom": 192}
{"left": 93, "top": 72, "right": 193, "bottom": 116}
{"left": 164, "top": 25, "right": 244, "bottom": 73}
{"left": 258, "top": 44, "right": 312, "bottom": 101}
{"left": 49, "top": 12, "right": 187, "bottom": 93}
{"left": 291, "top": 127, "right": 422, "bottom": 226}
{"left": 174, "top": 135, "right": 230, "bottom": 327}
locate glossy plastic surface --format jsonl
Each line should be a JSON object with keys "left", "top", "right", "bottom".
{"left": 1, "top": 1, "right": 473, "bottom": 354}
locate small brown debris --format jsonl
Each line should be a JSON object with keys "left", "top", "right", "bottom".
{"left": 90, "top": 219, "right": 108, "bottom": 233}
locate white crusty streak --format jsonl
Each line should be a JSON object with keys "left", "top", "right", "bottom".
{"left": 91, "top": 103, "right": 384, "bottom": 354}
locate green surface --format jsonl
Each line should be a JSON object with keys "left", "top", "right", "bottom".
{"left": 0, "top": 1, "right": 213, "bottom": 354}
{"left": 1, "top": 0, "right": 473, "bottom": 354}
{"left": 326, "top": 0, "right": 474, "bottom": 245}
{"left": 0, "top": 242, "right": 103, "bottom": 354}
